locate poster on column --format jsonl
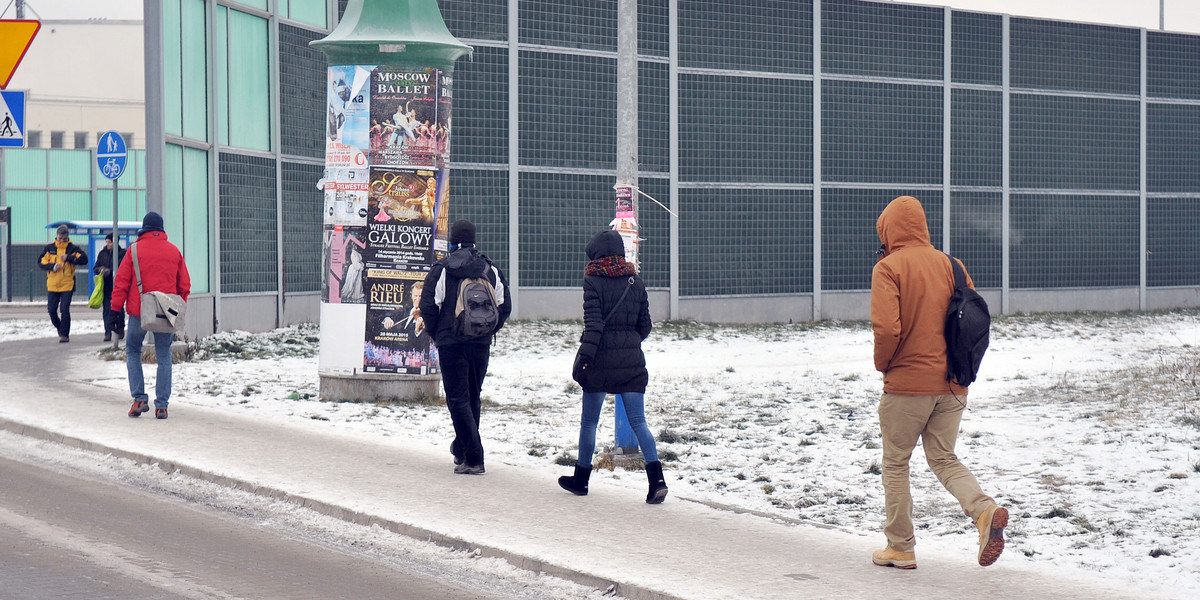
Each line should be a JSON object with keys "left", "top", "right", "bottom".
{"left": 610, "top": 185, "right": 640, "bottom": 266}
{"left": 366, "top": 166, "right": 438, "bottom": 270}
{"left": 368, "top": 66, "right": 444, "bottom": 167}
{"left": 323, "top": 168, "right": 369, "bottom": 226}
{"left": 431, "top": 168, "right": 451, "bottom": 259}
{"left": 325, "top": 65, "right": 371, "bottom": 169}
{"left": 363, "top": 271, "right": 436, "bottom": 374}
{"left": 322, "top": 225, "right": 368, "bottom": 304}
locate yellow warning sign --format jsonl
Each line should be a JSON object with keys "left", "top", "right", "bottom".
{"left": 0, "top": 20, "right": 40, "bottom": 89}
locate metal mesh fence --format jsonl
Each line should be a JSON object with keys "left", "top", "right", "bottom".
{"left": 678, "top": 1, "right": 812, "bottom": 73}
{"left": 519, "top": 51, "right": 616, "bottom": 170}
{"left": 451, "top": 45, "right": 510, "bottom": 165}
{"left": 279, "top": 23, "right": 326, "bottom": 160}
{"left": 1011, "top": 19, "right": 1140, "bottom": 95}
{"left": 822, "top": 0, "right": 943, "bottom": 80}
{"left": 678, "top": 75, "right": 812, "bottom": 184}
{"left": 1010, "top": 194, "right": 1139, "bottom": 288}
{"left": 218, "top": 153, "right": 278, "bottom": 294}
{"left": 679, "top": 187, "right": 813, "bottom": 296}
{"left": 519, "top": 0, "right": 615, "bottom": 52}
{"left": 823, "top": 80, "right": 943, "bottom": 185}
{"left": 447, "top": 168, "right": 510, "bottom": 274}
{"left": 1148, "top": 32, "right": 1200, "bottom": 100}
{"left": 1010, "top": 94, "right": 1140, "bottom": 191}
{"left": 281, "top": 161, "right": 323, "bottom": 293}
{"left": 1148, "top": 103, "right": 1200, "bottom": 193}
{"left": 949, "top": 191, "right": 1002, "bottom": 289}
{"left": 1148, "top": 197, "right": 1200, "bottom": 287}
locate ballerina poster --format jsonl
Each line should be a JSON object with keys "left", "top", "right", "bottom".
{"left": 368, "top": 67, "right": 450, "bottom": 168}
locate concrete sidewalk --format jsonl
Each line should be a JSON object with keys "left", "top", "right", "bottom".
{"left": 0, "top": 336, "right": 1148, "bottom": 600}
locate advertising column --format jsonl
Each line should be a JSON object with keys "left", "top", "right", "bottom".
{"left": 312, "top": 0, "right": 470, "bottom": 402}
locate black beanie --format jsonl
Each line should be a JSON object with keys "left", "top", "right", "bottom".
{"left": 450, "top": 219, "right": 476, "bottom": 245}
{"left": 141, "top": 211, "right": 165, "bottom": 234}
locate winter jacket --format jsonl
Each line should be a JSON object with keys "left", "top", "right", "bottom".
{"left": 110, "top": 231, "right": 192, "bottom": 318}
{"left": 870, "top": 196, "right": 973, "bottom": 396}
{"left": 578, "top": 230, "right": 653, "bottom": 394}
{"left": 38, "top": 240, "right": 88, "bottom": 292}
{"left": 419, "top": 245, "right": 511, "bottom": 346}
{"left": 93, "top": 245, "right": 125, "bottom": 296}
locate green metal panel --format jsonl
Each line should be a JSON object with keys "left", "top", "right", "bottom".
{"left": 226, "top": 9, "right": 272, "bottom": 151}
{"left": 228, "top": 0, "right": 268, "bottom": 10}
{"left": 181, "top": 0, "right": 209, "bottom": 141}
{"left": 183, "top": 146, "right": 210, "bottom": 294}
{"left": 164, "top": 0, "right": 183, "bottom": 137}
{"left": 216, "top": 6, "right": 229, "bottom": 146}
{"left": 48, "top": 150, "right": 91, "bottom": 189}
{"left": 287, "top": 0, "right": 328, "bottom": 29}
{"left": 3, "top": 149, "right": 47, "bottom": 188}
{"left": 47, "top": 191, "right": 91, "bottom": 228}
{"left": 5, "top": 190, "right": 47, "bottom": 243}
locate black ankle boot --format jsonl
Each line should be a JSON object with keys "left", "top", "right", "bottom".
{"left": 558, "top": 464, "right": 591, "bottom": 496}
{"left": 645, "top": 461, "right": 668, "bottom": 504}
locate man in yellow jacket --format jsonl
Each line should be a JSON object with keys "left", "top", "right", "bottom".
{"left": 869, "top": 196, "right": 1007, "bottom": 570}
{"left": 38, "top": 224, "right": 89, "bottom": 343}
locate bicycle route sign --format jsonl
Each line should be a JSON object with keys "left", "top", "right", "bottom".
{"left": 97, "top": 131, "right": 127, "bottom": 180}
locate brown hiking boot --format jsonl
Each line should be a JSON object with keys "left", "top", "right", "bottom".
{"left": 976, "top": 504, "right": 1008, "bottom": 566}
{"left": 872, "top": 546, "right": 916, "bottom": 569}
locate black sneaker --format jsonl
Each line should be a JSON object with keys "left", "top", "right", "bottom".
{"left": 451, "top": 441, "right": 464, "bottom": 466}
{"left": 155, "top": 408, "right": 168, "bottom": 420}
{"left": 59, "top": 335, "right": 69, "bottom": 343}
{"left": 454, "top": 464, "right": 485, "bottom": 475}
{"left": 128, "top": 400, "right": 149, "bottom": 417}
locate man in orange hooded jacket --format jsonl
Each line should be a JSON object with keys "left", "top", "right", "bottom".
{"left": 869, "top": 196, "right": 1007, "bottom": 570}
{"left": 111, "top": 212, "right": 191, "bottom": 420}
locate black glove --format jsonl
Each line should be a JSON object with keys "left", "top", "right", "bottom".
{"left": 571, "top": 341, "right": 598, "bottom": 385}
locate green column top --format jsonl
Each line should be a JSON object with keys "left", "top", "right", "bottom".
{"left": 311, "top": 0, "right": 472, "bottom": 69}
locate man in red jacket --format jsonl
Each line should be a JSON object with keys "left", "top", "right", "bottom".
{"left": 111, "top": 212, "right": 191, "bottom": 420}
{"left": 869, "top": 196, "right": 1007, "bottom": 570}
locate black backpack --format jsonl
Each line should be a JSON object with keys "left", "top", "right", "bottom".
{"left": 944, "top": 254, "right": 990, "bottom": 386}
{"left": 454, "top": 267, "right": 500, "bottom": 339}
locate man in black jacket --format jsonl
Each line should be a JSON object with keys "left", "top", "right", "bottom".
{"left": 94, "top": 234, "right": 126, "bottom": 341}
{"left": 419, "top": 220, "right": 512, "bottom": 474}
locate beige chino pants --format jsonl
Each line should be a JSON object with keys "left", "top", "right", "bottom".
{"left": 878, "top": 393, "right": 994, "bottom": 552}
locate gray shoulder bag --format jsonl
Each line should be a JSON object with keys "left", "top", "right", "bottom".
{"left": 132, "top": 243, "right": 187, "bottom": 334}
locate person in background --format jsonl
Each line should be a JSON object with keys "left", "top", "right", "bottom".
{"left": 557, "top": 229, "right": 668, "bottom": 504}
{"left": 418, "top": 220, "right": 511, "bottom": 475}
{"left": 38, "top": 224, "right": 88, "bottom": 343}
{"left": 94, "top": 233, "right": 126, "bottom": 342}
{"left": 869, "top": 195, "right": 1007, "bottom": 570}
{"left": 111, "top": 212, "right": 191, "bottom": 420}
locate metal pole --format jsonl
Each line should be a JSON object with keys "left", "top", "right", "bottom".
{"left": 15, "top": 0, "right": 24, "bottom": 19}
{"left": 112, "top": 178, "right": 119, "bottom": 349}
{"left": 613, "top": 0, "right": 639, "bottom": 458}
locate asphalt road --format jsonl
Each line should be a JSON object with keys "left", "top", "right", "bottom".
{"left": 0, "top": 452, "right": 536, "bottom": 600}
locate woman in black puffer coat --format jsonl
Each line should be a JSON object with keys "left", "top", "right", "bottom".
{"left": 558, "top": 230, "right": 668, "bottom": 504}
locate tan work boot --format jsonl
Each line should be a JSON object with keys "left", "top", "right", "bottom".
{"left": 976, "top": 504, "right": 1009, "bottom": 566}
{"left": 872, "top": 546, "right": 916, "bottom": 569}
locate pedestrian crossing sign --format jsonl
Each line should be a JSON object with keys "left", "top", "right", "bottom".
{"left": 0, "top": 90, "right": 25, "bottom": 148}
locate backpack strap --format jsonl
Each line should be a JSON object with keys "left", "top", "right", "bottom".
{"left": 946, "top": 253, "right": 966, "bottom": 292}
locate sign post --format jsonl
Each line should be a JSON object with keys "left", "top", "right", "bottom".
{"left": 0, "top": 206, "right": 10, "bottom": 301}
{"left": 98, "top": 131, "right": 127, "bottom": 347}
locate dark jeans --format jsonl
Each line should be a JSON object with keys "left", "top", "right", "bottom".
{"left": 47, "top": 290, "right": 73, "bottom": 337}
{"left": 439, "top": 343, "right": 490, "bottom": 467}
{"left": 100, "top": 286, "right": 124, "bottom": 336}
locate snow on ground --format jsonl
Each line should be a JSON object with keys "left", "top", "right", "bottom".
{"left": 3, "top": 310, "right": 1199, "bottom": 596}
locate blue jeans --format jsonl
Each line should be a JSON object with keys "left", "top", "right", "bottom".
{"left": 125, "top": 314, "right": 174, "bottom": 408}
{"left": 576, "top": 391, "right": 659, "bottom": 468}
